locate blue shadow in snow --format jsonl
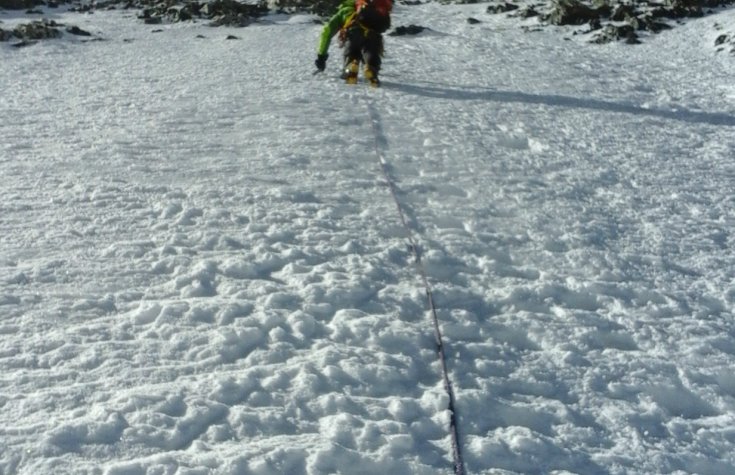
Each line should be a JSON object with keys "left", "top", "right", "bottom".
{"left": 381, "top": 81, "right": 735, "bottom": 127}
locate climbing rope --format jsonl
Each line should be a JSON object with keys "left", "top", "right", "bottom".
{"left": 363, "top": 95, "right": 465, "bottom": 475}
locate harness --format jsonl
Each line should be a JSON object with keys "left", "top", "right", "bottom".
{"left": 338, "top": 12, "right": 372, "bottom": 45}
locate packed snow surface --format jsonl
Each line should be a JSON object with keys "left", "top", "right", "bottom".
{"left": 2, "top": 2, "right": 735, "bottom": 474}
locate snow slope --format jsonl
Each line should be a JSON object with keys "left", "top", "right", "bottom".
{"left": 1, "top": 2, "right": 735, "bottom": 474}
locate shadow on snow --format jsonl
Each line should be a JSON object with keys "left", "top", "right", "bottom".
{"left": 382, "top": 80, "right": 735, "bottom": 127}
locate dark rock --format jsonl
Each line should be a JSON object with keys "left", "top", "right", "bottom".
{"left": 625, "top": 31, "right": 641, "bottom": 44}
{"left": 13, "top": 20, "right": 62, "bottom": 40}
{"left": 66, "top": 25, "right": 92, "bottom": 36}
{"left": 0, "top": 0, "right": 35, "bottom": 10}
{"left": 592, "top": 23, "right": 639, "bottom": 43}
{"left": 203, "top": 0, "right": 268, "bottom": 19}
{"left": 669, "top": 0, "right": 704, "bottom": 18}
{"left": 0, "top": 20, "right": 92, "bottom": 47}
{"left": 650, "top": 0, "right": 704, "bottom": 19}
{"left": 545, "top": 0, "right": 601, "bottom": 25}
{"left": 595, "top": 3, "right": 612, "bottom": 17}
{"left": 389, "top": 24, "right": 426, "bottom": 36}
{"left": 516, "top": 6, "right": 539, "bottom": 18}
{"left": 176, "top": 7, "right": 193, "bottom": 21}
{"left": 69, "top": 2, "right": 94, "bottom": 12}
{"left": 637, "top": 14, "right": 671, "bottom": 32}
{"left": 715, "top": 34, "right": 728, "bottom": 45}
{"left": 1, "top": 0, "right": 728, "bottom": 49}
{"left": 130, "top": 0, "right": 269, "bottom": 26}
{"left": 12, "top": 39, "right": 37, "bottom": 47}
{"left": 209, "top": 13, "right": 252, "bottom": 27}
{"left": 522, "top": 25, "right": 544, "bottom": 33}
{"left": 487, "top": 2, "right": 519, "bottom": 14}
{"left": 610, "top": 4, "right": 637, "bottom": 21}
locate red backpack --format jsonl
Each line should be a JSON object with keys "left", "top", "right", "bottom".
{"left": 354, "top": 0, "right": 392, "bottom": 33}
{"left": 356, "top": 0, "right": 392, "bottom": 17}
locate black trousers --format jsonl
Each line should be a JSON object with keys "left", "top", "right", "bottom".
{"left": 343, "top": 27, "right": 384, "bottom": 73}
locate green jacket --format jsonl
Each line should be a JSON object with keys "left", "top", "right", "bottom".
{"left": 317, "top": 0, "right": 356, "bottom": 56}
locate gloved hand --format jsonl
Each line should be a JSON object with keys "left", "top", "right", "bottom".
{"left": 315, "top": 54, "right": 328, "bottom": 72}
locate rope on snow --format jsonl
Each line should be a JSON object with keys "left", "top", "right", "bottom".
{"left": 363, "top": 94, "right": 466, "bottom": 475}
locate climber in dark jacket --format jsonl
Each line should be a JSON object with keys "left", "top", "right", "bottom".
{"left": 314, "top": 0, "right": 392, "bottom": 86}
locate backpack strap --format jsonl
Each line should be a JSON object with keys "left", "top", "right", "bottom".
{"left": 338, "top": 11, "right": 357, "bottom": 45}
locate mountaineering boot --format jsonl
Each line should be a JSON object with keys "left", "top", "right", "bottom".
{"left": 364, "top": 66, "right": 380, "bottom": 87}
{"left": 343, "top": 60, "right": 359, "bottom": 85}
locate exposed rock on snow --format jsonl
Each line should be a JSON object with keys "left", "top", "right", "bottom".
{"left": 713, "top": 20, "right": 735, "bottom": 51}
{"left": 484, "top": 0, "right": 735, "bottom": 43}
{"left": 544, "top": 0, "right": 603, "bottom": 25}
{"left": 3, "top": 0, "right": 735, "bottom": 45}
{"left": 487, "top": 1, "right": 519, "bottom": 14}
{"left": 134, "top": 0, "right": 269, "bottom": 27}
{"left": 77, "top": 0, "right": 273, "bottom": 26}
{"left": 0, "top": 14, "right": 93, "bottom": 43}
{"left": 590, "top": 21, "right": 640, "bottom": 43}
{"left": 65, "top": 24, "right": 91, "bottom": 34}
{"left": 0, "top": 18, "right": 61, "bottom": 43}
{"left": 388, "top": 23, "right": 426, "bottom": 35}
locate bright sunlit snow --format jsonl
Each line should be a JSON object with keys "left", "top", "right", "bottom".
{"left": 2, "top": 2, "right": 735, "bottom": 474}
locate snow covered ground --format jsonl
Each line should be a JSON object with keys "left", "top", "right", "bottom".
{"left": 2, "top": 2, "right": 735, "bottom": 473}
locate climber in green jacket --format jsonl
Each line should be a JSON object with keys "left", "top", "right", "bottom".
{"left": 315, "top": 0, "right": 356, "bottom": 65}
{"left": 315, "top": 0, "right": 392, "bottom": 86}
